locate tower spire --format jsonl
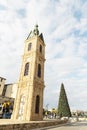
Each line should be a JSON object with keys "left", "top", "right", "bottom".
{"left": 27, "top": 25, "right": 39, "bottom": 39}
{"left": 26, "top": 25, "right": 44, "bottom": 43}
{"left": 33, "top": 24, "right": 39, "bottom": 35}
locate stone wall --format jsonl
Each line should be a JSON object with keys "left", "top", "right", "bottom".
{"left": 0, "top": 120, "right": 68, "bottom": 130}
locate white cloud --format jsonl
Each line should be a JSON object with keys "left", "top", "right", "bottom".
{"left": 0, "top": 0, "right": 87, "bottom": 110}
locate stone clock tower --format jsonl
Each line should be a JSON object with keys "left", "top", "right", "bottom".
{"left": 12, "top": 25, "right": 45, "bottom": 121}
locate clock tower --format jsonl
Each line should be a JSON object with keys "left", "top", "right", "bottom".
{"left": 12, "top": 25, "right": 45, "bottom": 121}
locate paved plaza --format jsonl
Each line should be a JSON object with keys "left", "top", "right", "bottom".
{"left": 0, "top": 119, "right": 87, "bottom": 130}
{"left": 32, "top": 121, "right": 87, "bottom": 130}
{"left": 0, "top": 119, "right": 47, "bottom": 125}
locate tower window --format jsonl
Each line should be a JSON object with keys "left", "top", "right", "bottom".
{"left": 37, "top": 64, "right": 41, "bottom": 78}
{"left": 24, "top": 62, "right": 29, "bottom": 76}
{"left": 28, "top": 43, "right": 32, "bottom": 51}
{"left": 39, "top": 45, "right": 42, "bottom": 53}
{"left": 35, "top": 95, "right": 40, "bottom": 114}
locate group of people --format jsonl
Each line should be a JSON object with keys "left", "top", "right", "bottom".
{"left": 44, "top": 111, "right": 57, "bottom": 119}
{"left": 0, "top": 102, "right": 13, "bottom": 119}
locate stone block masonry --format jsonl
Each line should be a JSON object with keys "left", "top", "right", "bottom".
{"left": 0, "top": 119, "right": 68, "bottom": 130}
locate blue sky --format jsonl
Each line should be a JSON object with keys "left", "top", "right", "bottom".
{"left": 0, "top": 0, "right": 87, "bottom": 111}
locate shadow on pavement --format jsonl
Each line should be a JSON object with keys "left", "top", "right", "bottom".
{"left": 65, "top": 121, "right": 87, "bottom": 127}
{"left": 31, "top": 121, "right": 87, "bottom": 130}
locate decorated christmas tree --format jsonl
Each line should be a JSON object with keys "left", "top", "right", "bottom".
{"left": 58, "top": 83, "right": 71, "bottom": 117}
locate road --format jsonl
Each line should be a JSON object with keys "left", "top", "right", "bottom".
{"left": 32, "top": 121, "right": 87, "bottom": 130}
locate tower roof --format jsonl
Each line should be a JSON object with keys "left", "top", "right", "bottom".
{"left": 26, "top": 25, "right": 44, "bottom": 42}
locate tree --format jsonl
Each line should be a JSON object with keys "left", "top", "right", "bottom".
{"left": 58, "top": 83, "right": 71, "bottom": 117}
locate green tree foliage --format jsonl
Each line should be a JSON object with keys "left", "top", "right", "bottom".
{"left": 58, "top": 83, "right": 71, "bottom": 117}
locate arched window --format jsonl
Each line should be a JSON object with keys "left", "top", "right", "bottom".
{"left": 24, "top": 62, "right": 29, "bottom": 76}
{"left": 35, "top": 95, "right": 40, "bottom": 114}
{"left": 28, "top": 43, "right": 32, "bottom": 51}
{"left": 39, "top": 45, "right": 42, "bottom": 53}
{"left": 37, "top": 64, "right": 41, "bottom": 78}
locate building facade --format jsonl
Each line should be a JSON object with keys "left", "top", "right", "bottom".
{"left": 4, "top": 83, "right": 18, "bottom": 99}
{"left": 12, "top": 25, "right": 45, "bottom": 121}
{"left": 0, "top": 77, "right": 18, "bottom": 118}
{"left": 0, "top": 77, "right": 6, "bottom": 96}
{"left": 0, "top": 79, "right": 18, "bottom": 104}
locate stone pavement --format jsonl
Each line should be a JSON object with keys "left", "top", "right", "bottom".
{"left": 0, "top": 119, "right": 59, "bottom": 125}
{"left": 31, "top": 121, "right": 87, "bottom": 130}
{"left": 0, "top": 119, "right": 68, "bottom": 130}
{"left": 0, "top": 119, "right": 38, "bottom": 125}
